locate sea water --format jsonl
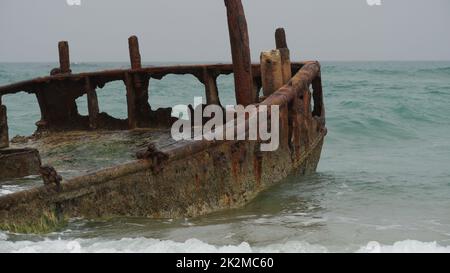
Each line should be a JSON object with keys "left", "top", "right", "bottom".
{"left": 0, "top": 61, "right": 449, "bottom": 253}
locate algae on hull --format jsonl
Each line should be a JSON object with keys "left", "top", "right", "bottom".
{"left": 0, "top": 0, "right": 326, "bottom": 233}
{"left": 0, "top": 210, "right": 66, "bottom": 234}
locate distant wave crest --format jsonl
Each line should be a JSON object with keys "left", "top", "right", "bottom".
{"left": 416, "top": 66, "right": 450, "bottom": 74}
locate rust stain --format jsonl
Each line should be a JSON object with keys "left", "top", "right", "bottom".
{"left": 0, "top": 1, "right": 327, "bottom": 233}
{"left": 253, "top": 143, "right": 263, "bottom": 187}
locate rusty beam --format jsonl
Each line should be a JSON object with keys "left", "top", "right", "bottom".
{"left": 35, "top": 91, "right": 49, "bottom": 131}
{"left": 275, "top": 28, "right": 292, "bottom": 83}
{"left": 202, "top": 68, "right": 221, "bottom": 105}
{"left": 224, "top": 0, "right": 254, "bottom": 106}
{"left": 253, "top": 76, "right": 262, "bottom": 101}
{"left": 128, "top": 36, "right": 142, "bottom": 69}
{"left": 58, "top": 41, "right": 71, "bottom": 74}
{"left": 0, "top": 103, "right": 9, "bottom": 149}
{"left": 275, "top": 28, "right": 288, "bottom": 49}
{"left": 124, "top": 73, "right": 137, "bottom": 129}
{"left": 278, "top": 48, "right": 292, "bottom": 84}
{"left": 127, "top": 37, "right": 152, "bottom": 127}
{"left": 85, "top": 78, "right": 100, "bottom": 129}
{"left": 261, "top": 61, "right": 321, "bottom": 107}
{"left": 0, "top": 63, "right": 305, "bottom": 96}
{"left": 312, "top": 74, "right": 325, "bottom": 121}
{"left": 261, "top": 50, "right": 284, "bottom": 97}
{"left": 40, "top": 165, "right": 62, "bottom": 189}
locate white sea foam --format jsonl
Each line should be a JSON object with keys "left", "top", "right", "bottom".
{"left": 0, "top": 237, "right": 253, "bottom": 253}
{"left": 0, "top": 189, "right": 14, "bottom": 196}
{"left": 0, "top": 234, "right": 448, "bottom": 253}
{"left": 0, "top": 185, "right": 23, "bottom": 196}
{"left": 357, "top": 240, "right": 450, "bottom": 253}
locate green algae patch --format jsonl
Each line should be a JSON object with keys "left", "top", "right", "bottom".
{"left": 0, "top": 210, "right": 67, "bottom": 234}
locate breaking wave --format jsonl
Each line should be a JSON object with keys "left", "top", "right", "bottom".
{"left": 0, "top": 233, "right": 449, "bottom": 253}
{"left": 357, "top": 240, "right": 450, "bottom": 253}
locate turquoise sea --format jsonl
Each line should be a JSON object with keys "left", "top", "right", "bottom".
{"left": 1, "top": 61, "right": 450, "bottom": 252}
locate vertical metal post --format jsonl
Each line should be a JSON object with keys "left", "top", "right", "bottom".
{"left": 128, "top": 35, "right": 142, "bottom": 69}
{"left": 275, "top": 28, "right": 292, "bottom": 83}
{"left": 275, "top": 28, "right": 288, "bottom": 49}
{"left": 58, "top": 41, "right": 71, "bottom": 73}
{"left": 124, "top": 73, "right": 137, "bottom": 129}
{"left": 85, "top": 77, "right": 99, "bottom": 129}
{"left": 0, "top": 101, "right": 9, "bottom": 149}
{"left": 224, "top": 0, "right": 255, "bottom": 106}
{"left": 260, "top": 50, "right": 284, "bottom": 97}
{"left": 202, "top": 68, "right": 221, "bottom": 106}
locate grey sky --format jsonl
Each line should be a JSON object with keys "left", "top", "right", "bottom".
{"left": 0, "top": 0, "right": 449, "bottom": 62}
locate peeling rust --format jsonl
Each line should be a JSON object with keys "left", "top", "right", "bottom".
{"left": 0, "top": 104, "right": 8, "bottom": 149}
{"left": 40, "top": 165, "right": 62, "bottom": 190}
{"left": 230, "top": 141, "right": 247, "bottom": 183}
{"left": 136, "top": 143, "right": 169, "bottom": 174}
{"left": 0, "top": 148, "right": 41, "bottom": 180}
{"left": 0, "top": 0, "right": 326, "bottom": 233}
{"left": 253, "top": 142, "right": 263, "bottom": 187}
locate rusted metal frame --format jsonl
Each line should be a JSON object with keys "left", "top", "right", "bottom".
{"left": 0, "top": 65, "right": 322, "bottom": 208}
{"left": 0, "top": 81, "right": 38, "bottom": 96}
{"left": 253, "top": 76, "right": 263, "bottom": 102}
{"left": 0, "top": 65, "right": 227, "bottom": 94}
{"left": 134, "top": 63, "right": 321, "bottom": 169}
{"left": 124, "top": 72, "right": 137, "bottom": 129}
{"left": 0, "top": 62, "right": 314, "bottom": 137}
{"left": 128, "top": 36, "right": 142, "bottom": 70}
{"left": 273, "top": 28, "right": 293, "bottom": 150}
{"left": 40, "top": 165, "right": 62, "bottom": 189}
{"left": 143, "top": 63, "right": 320, "bottom": 158}
{"left": 201, "top": 68, "right": 221, "bottom": 106}
{"left": 0, "top": 102, "right": 9, "bottom": 149}
{"left": 311, "top": 72, "right": 325, "bottom": 123}
{"left": 85, "top": 77, "right": 100, "bottom": 129}
{"left": 224, "top": 0, "right": 255, "bottom": 106}
{"left": 58, "top": 41, "right": 71, "bottom": 74}
{"left": 132, "top": 74, "right": 152, "bottom": 128}
{"left": 278, "top": 102, "right": 290, "bottom": 151}
{"left": 288, "top": 94, "right": 302, "bottom": 162}
{"left": 0, "top": 140, "right": 223, "bottom": 208}
{"left": 278, "top": 48, "right": 292, "bottom": 84}
{"left": 261, "top": 50, "right": 284, "bottom": 97}
{"left": 260, "top": 62, "right": 318, "bottom": 154}
{"left": 0, "top": 158, "right": 147, "bottom": 208}
{"left": 140, "top": 64, "right": 259, "bottom": 80}
{"left": 275, "top": 28, "right": 288, "bottom": 49}
{"left": 0, "top": 63, "right": 303, "bottom": 96}
{"left": 127, "top": 36, "right": 153, "bottom": 128}
{"left": 34, "top": 86, "right": 50, "bottom": 129}
{"left": 260, "top": 62, "right": 320, "bottom": 157}
{"left": 275, "top": 28, "right": 292, "bottom": 84}
{"left": 261, "top": 62, "right": 320, "bottom": 107}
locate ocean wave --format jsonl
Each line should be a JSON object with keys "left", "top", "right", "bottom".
{"left": 364, "top": 68, "right": 406, "bottom": 76}
{"left": 0, "top": 234, "right": 449, "bottom": 253}
{"left": 357, "top": 240, "right": 450, "bottom": 253}
{"left": 416, "top": 67, "right": 450, "bottom": 74}
{"left": 328, "top": 116, "right": 416, "bottom": 141}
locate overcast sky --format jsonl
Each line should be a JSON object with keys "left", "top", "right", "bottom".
{"left": 0, "top": 0, "right": 449, "bottom": 62}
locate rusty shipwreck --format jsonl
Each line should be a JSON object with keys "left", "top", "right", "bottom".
{"left": 0, "top": 0, "right": 326, "bottom": 233}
